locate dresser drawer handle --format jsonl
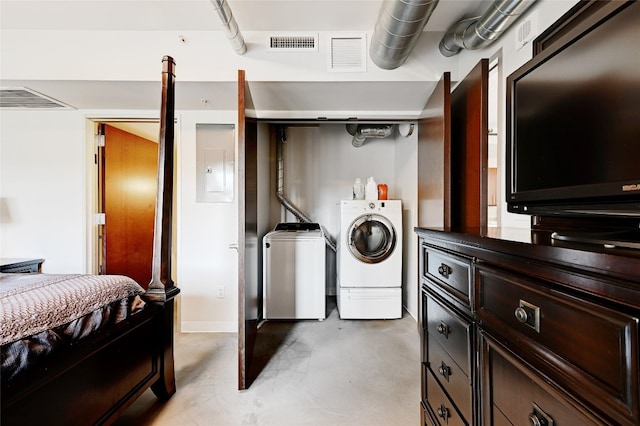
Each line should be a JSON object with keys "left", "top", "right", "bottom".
{"left": 437, "top": 263, "right": 453, "bottom": 279}
{"left": 437, "top": 404, "right": 450, "bottom": 422}
{"left": 529, "top": 413, "right": 547, "bottom": 426}
{"left": 529, "top": 403, "right": 554, "bottom": 426}
{"left": 438, "top": 361, "right": 451, "bottom": 382}
{"left": 515, "top": 307, "right": 528, "bottom": 323}
{"left": 437, "top": 322, "right": 450, "bottom": 338}
{"left": 515, "top": 299, "right": 541, "bottom": 333}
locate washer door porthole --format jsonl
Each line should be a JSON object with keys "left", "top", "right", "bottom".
{"left": 348, "top": 214, "right": 397, "bottom": 264}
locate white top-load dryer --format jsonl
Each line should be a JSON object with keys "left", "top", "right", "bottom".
{"left": 337, "top": 200, "right": 402, "bottom": 319}
{"left": 263, "top": 223, "right": 326, "bottom": 320}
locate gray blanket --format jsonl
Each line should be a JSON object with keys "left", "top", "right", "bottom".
{"left": 1, "top": 273, "right": 145, "bottom": 380}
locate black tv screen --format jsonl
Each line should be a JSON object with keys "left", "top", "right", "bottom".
{"left": 506, "top": 1, "right": 640, "bottom": 218}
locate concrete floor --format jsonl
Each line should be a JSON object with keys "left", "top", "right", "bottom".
{"left": 115, "top": 297, "right": 421, "bottom": 426}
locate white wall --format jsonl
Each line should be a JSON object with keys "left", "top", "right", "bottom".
{"left": 279, "top": 125, "right": 398, "bottom": 234}
{"left": 0, "top": 110, "right": 88, "bottom": 272}
{"left": 177, "top": 111, "right": 239, "bottom": 332}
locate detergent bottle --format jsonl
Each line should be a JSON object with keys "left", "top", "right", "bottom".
{"left": 365, "top": 176, "right": 378, "bottom": 200}
{"left": 352, "top": 178, "right": 365, "bottom": 200}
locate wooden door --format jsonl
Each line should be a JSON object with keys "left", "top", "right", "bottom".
{"left": 102, "top": 124, "right": 158, "bottom": 288}
{"left": 417, "top": 72, "right": 452, "bottom": 229}
{"left": 450, "top": 59, "right": 489, "bottom": 231}
{"left": 237, "top": 69, "right": 260, "bottom": 390}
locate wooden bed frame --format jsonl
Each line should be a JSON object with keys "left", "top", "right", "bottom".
{"left": 1, "top": 56, "right": 180, "bottom": 425}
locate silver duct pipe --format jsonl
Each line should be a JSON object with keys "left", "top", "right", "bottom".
{"left": 276, "top": 128, "right": 336, "bottom": 252}
{"left": 347, "top": 124, "right": 395, "bottom": 147}
{"left": 351, "top": 135, "right": 366, "bottom": 148}
{"left": 209, "top": 0, "right": 247, "bottom": 55}
{"left": 370, "top": 0, "right": 440, "bottom": 70}
{"left": 439, "top": 0, "right": 536, "bottom": 57}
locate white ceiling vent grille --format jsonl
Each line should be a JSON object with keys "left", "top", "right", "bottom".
{"left": 0, "top": 87, "right": 73, "bottom": 109}
{"left": 328, "top": 34, "right": 366, "bottom": 72}
{"left": 267, "top": 33, "right": 318, "bottom": 51}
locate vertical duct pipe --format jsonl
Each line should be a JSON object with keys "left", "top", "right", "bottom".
{"left": 370, "top": 0, "right": 440, "bottom": 70}
{"left": 210, "top": 0, "right": 247, "bottom": 55}
{"left": 439, "top": 0, "right": 536, "bottom": 57}
{"left": 276, "top": 127, "right": 336, "bottom": 252}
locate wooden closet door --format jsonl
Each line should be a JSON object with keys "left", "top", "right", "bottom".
{"left": 103, "top": 124, "right": 158, "bottom": 288}
{"left": 237, "top": 69, "right": 260, "bottom": 390}
{"left": 418, "top": 72, "right": 452, "bottom": 229}
{"left": 450, "top": 59, "right": 489, "bottom": 231}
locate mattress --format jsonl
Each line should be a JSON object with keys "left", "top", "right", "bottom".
{"left": 1, "top": 272, "right": 146, "bottom": 381}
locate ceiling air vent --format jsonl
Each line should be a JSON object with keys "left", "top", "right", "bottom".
{"left": 0, "top": 87, "right": 73, "bottom": 109}
{"left": 267, "top": 33, "right": 318, "bottom": 51}
{"left": 328, "top": 34, "right": 366, "bottom": 72}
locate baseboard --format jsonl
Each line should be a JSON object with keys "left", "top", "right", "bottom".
{"left": 180, "top": 321, "right": 237, "bottom": 333}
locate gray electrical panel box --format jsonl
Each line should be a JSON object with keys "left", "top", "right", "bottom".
{"left": 196, "top": 124, "right": 235, "bottom": 203}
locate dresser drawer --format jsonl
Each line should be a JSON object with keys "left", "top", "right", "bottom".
{"left": 426, "top": 294, "right": 472, "bottom": 377}
{"left": 428, "top": 336, "right": 472, "bottom": 422}
{"left": 477, "top": 264, "right": 640, "bottom": 425}
{"left": 485, "top": 335, "right": 602, "bottom": 425}
{"left": 426, "top": 369, "right": 467, "bottom": 426}
{"left": 423, "top": 246, "right": 472, "bottom": 309}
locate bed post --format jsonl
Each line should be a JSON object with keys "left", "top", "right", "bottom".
{"left": 147, "top": 55, "right": 177, "bottom": 302}
{"left": 146, "top": 55, "right": 180, "bottom": 400}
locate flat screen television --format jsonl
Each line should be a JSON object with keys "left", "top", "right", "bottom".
{"left": 506, "top": 0, "right": 640, "bottom": 248}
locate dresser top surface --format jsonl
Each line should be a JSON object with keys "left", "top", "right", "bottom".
{"left": 415, "top": 227, "right": 640, "bottom": 303}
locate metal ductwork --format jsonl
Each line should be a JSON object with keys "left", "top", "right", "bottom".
{"left": 347, "top": 124, "right": 395, "bottom": 147}
{"left": 209, "top": 0, "right": 247, "bottom": 55}
{"left": 370, "top": 0, "right": 440, "bottom": 70}
{"left": 276, "top": 128, "right": 336, "bottom": 252}
{"left": 439, "top": 0, "right": 536, "bottom": 57}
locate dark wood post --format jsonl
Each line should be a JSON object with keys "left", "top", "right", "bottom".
{"left": 147, "top": 55, "right": 177, "bottom": 302}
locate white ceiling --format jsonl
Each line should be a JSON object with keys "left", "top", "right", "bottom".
{"left": 0, "top": 0, "right": 485, "bottom": 32}
{"left": 0, "top": 0, "right": 489, "bottom": 117}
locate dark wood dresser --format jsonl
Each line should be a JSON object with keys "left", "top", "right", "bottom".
{"left": 0, "top": 258, "right": 44, "bottom": 273}
{"left": 416, "top": 227, "right": 640, "bottom": 426}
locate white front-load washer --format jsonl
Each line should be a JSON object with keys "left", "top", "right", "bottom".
{"left": 337, "top": 199, "right": 402, "bottom": 319}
